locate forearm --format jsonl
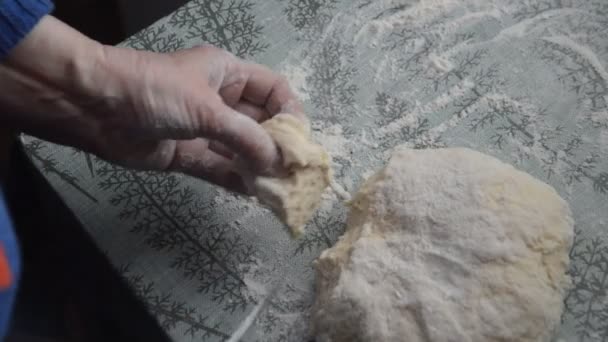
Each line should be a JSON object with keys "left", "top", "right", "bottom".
{"left": 0, "top": 15, "right": 168, "bottom": 126}
{"left": 4, "top": 15, "right": 105, "bottom": 99}
{"left": 0, "top": 15, "right": 108, "bottom": 149}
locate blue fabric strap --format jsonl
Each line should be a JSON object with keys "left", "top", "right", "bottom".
{"left": 0, "top": 0, "right": 54, "bottom": 58}
{"left": 0, "top": 188, "right": 19, "bottom": 340}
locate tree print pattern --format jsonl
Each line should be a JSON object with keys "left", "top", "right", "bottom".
{"left": 373, "top": 92, "right": 441, "bottom": 151}
{"left": 122, "top": 265, "right": 231, "bottom": 341}
{"left": 376, "top": 4, "right": 608, "bottom": 197}
{"left": 538, "top": 39, "right": 607, "bottom": 112}
{"left": 254, "top": 283, "right": 311, "bottom": 342}
{"left": 23, "top": 139, "right": 98, "bottom": 203}
{"left": 306, "top": 38, "right": 358, "bottom": 122}
{"left": 123, "top": 25, "right": 185, "bottom": 53}
{"left": 97, "top": 163, "right": 257, "bottom": 312}
{"left": 564, "top": 232, "right": 608, "bottom": 341}
{"left": 294, "top": 202, "right": 346, "bottom": 255}
{"left": 169, "top": 0, "right": 267, "bottom": 58}
{"left": 282, "top": 0, "right": 341, "bottom": 41}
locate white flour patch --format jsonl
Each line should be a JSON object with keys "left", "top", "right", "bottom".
{"left": 373, "top": 54, "right": 400, "bottom": 83}
{"left": 213, "top": 190, "right": 267, "bottom": 225}
{"left": 318, "top": 191, "right": 339, "bottom": 214}
{"left": 493, "top": 8, "right": 586, "bottom": 41}
{"left": 542, "top": 36, "right": 608, "bottom": 87}
{"left": 428, "top": 53, "right": 454, "bottom": 72}
{"left": 330, "top": 180, "right": 352, "bottom": 202}
{"left": 377, "top": 78, "right": 475, "bottom": 136}
{"left": 359, "top": 130, "right": 379, "bottom": 149}
{"left": 369, "top": 0, "right": 464, "bottom": 28}
{"left": 436, "top": 7, "right": 502, "bottom": 32}
{"left": 311, "top": 122, "right": 353, "bottom": 159}
{"left": 280, "top": 63, "right": 312, "bottom": 102}
{"left": 361, "top": 169, "right": 375, "bottom": 181}
{"left": 591, "top": 110, "right": 608, "bottom": 127}
{"left": 354, "top": 19, "right": 396, "bottom": 47}
{"left": 599, "top": 131, "right": 608, "bottom": 154}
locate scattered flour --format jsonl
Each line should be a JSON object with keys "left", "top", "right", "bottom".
{"left": 280, "top": 63, "right": 312, "bottom": 102}
{"left": 598, "top": 131, "right": 608, "bottom": 154}
{"left": 361, "top": 169, "right": 375, "bottom": 180}
{"left": 362, "top": 0, "right": 465, "bottom": 28}
{"left": 373, "top": 54, "right": 400, "bottom": 83}
{"left": 359, "top": 130, "right": 379, "bottom": 149}
{"left": 330, "top": 180, "right": 352, "bottom": 202}
{"left": 428, "top": 53, "right": 454, "bottom": 72}
{"left": 318, "top": 191, "right": 339, "bottom": 214}
{"left": 542, "top": 35, "right": 608, "bottom": 87}
{"left": 311, "top": 122, "right": 353, "bottom": 159}
{"left": 377, "top": 78, "right": 475, "bottom": 136}
{"left": 354, "top": 20, "right": 397, "bottom": 47}
{"left": 493, "top": 8, "right": 586, "bottom": 41}
{"left": 435, "top": 7, "right": 502, "bottom": 32}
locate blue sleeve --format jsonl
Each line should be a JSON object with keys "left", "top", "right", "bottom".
{"left": 0, "top": 188, "right": 19, "bottom": 340}
{"left": 0, "top": 0, "right": 54, "bottom": 58}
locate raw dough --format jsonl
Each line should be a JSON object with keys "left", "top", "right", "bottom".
{"left": 312, "top": 147, "right": 573, "bottom": 342}
{"left": 252, "top": 114, "right": 331, "bottom": 237}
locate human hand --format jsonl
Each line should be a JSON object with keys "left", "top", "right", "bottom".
{"left": 0, "top": 16, "right": 303, "bottom": 192}
{"left": 87, "top": 44, "right": 304, "bottom": 190}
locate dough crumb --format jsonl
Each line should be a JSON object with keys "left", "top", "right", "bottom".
{"left": 250, "top": 114, "right": 331, "bottom": 237}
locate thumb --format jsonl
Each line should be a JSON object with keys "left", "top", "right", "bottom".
{"left": 195, "top": 94, "right": 281, "bottom": 175}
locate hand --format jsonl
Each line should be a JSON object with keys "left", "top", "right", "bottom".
{"left": 87, "top": 44, "right": 304, "bottom": 190}
{"left": 0, "top": 16, "right": 303, "bottom": 192}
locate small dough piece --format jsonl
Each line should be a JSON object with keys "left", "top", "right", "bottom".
{"left": 312, "top": 147, "right": 573, "bottom": 342}
{"left": 253, "top": 114, "right": 331, "bottom": 237}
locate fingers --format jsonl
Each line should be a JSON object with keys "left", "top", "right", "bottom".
{"left": 208, "top": 140, "right": 234, "bottom": 159}
{"left": 168, "top": 139, "right": 248, "bottom": 193}
{"left": 233, "top": 100, "right": 270, "bottom": 122}
{"left": 195, "top": 95, "right": 282, "bottom": 175}
{"left": 206, "top": 100, "right": 269, "bottom": 159}
{"left": 239, "top": 62, "right": 305, "bottom": 119}
{"left": 219, "top": 75, "right": 247, "bottom": 107}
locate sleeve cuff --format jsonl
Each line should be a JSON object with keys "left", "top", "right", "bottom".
{"left": 0, "top": 0, "right": 54, "bottom": 58}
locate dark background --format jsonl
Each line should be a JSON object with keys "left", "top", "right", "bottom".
{"left": 54, "top": 0, "right": 188, "bottom": 44}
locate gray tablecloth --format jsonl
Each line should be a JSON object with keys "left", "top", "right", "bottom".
{"left": 23, "top": 0, "right": 608, "bottom": 341}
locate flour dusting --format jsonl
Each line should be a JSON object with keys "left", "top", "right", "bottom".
{"left": 428, "top": 53, "right": 454, "bottom": 72}
{"left": 542, "top": 35, "right": 608, "bottom": 87}
{"left": 589, "top": 110, "right": 608, "bottom": 128}
{"left": 281, "top": 63, "right": 312, "bottom": 102}
{"left": 311, "top": 122, "right": 353, "bottom": 159}
{"left": 377, "top": 78, "right": 475, "bottom": 137}
{"left": 330, "top": 180, "right": 352, "bottom": 202}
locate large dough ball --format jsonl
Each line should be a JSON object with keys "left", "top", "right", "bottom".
{"left": 312, "top": 147, "right": 573, "bottom": 342}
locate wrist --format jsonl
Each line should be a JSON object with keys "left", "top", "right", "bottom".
{"left": 6, "top": 16, "right": 105, "bottom": 97}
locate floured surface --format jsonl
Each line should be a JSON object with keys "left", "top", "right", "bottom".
{"left": 21, "top": 0, "right": 608, "bottom": 341}
{"left": 249, "top": 114, "right": 331, "bottom": 237}
{"left": 313, "top": 147, "right": 573, "bottom": 342}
